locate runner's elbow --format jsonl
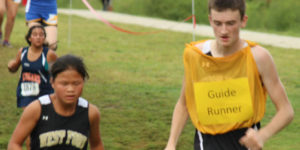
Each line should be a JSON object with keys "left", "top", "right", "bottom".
{"left": 286, "top": 106, "right": 294, "bottom": 123}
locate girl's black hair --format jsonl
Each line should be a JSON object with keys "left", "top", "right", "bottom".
{"left": 51, "top": 54, "right": 89, "bottom": 81}
{"left": 25, "top": 25, "right": 48, "bottom": 46}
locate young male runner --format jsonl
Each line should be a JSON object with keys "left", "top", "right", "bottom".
{"left": 165, "top": 0, "right": 294, "bottom": 150}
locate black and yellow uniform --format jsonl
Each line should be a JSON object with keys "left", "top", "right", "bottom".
{"left": 30, "top": 95, "right": 90, "bottom": 150}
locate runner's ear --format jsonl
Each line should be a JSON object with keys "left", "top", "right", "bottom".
{"left": 241, "top": 15, "right": 248, "bottom": 28}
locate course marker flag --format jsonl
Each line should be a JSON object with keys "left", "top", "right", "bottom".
{"left": 82, "top": 0, "right": 196, "bottom": 35}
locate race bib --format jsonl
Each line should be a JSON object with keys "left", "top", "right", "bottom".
{"left": 193, "top": 77, "right": 253, "bottom": 125}
{"left": 21, "top": 82, "right": 40, "bottom": 96}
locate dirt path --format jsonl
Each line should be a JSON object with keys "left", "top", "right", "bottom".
{"left": 59, "top": 9, "right": 300, "bottom": 50}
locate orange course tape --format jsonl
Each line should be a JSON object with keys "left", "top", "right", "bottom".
{"left": 82, "top": 0, "right": 196, "bottom": 35}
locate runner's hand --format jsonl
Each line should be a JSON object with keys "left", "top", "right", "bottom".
{"left": 239, "top": 128, "right": 263, "bottom": 150}
{"left": 8, "top": 60, "right": 16, "bottom": 72}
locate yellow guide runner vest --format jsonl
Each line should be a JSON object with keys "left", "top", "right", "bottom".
{"left": 184, "top": 40, "right": 267, "bottom": 135}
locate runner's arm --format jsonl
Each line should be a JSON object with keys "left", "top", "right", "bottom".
{"left": 46, "top": 49, "right": 57, "bottom": 70}
{"left": 89, "top": 104, "right": 105, "bottom": 150}
{"left": 7, "top": 48, "right": 22, "bottom": 73}
{"left": 7, "top": 100, "right": 41, "bottom": 150}
{"left": 165, "top": 78, "right": 189, "bottom": 150}
{"left": 240, "top": 47, "right": 294, "bottom": 149}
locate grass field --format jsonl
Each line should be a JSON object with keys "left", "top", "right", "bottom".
{"left": 0, "top": 10, "right": 299, "bottom": 149}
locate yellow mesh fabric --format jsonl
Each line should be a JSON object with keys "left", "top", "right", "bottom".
{"left": 183, "top": 40, "right": 267, "bottom": 134}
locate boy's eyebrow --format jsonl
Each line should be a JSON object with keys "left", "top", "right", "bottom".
{"left": 212, "top": 19, "right": 237, "bottom": 22}
{"left": 227, "top": 20, "right": 236, "bottom": 23}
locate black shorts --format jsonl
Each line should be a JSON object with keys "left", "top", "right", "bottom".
{"left": 194, "top": 123, "right": 260, "bottom": 150}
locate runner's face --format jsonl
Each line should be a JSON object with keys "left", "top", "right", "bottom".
{"left": 52, "top": 69, "right": 84, "bottom": 105}
{"left": 209, "top": 9, "right": 247, "bottom": 47}
{"left": 29, "top": 28, "right": 45, "bottom": 47}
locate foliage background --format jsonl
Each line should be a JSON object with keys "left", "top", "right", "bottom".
{"left": 57, "top": 0, "right": 300, "bottom": 36}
